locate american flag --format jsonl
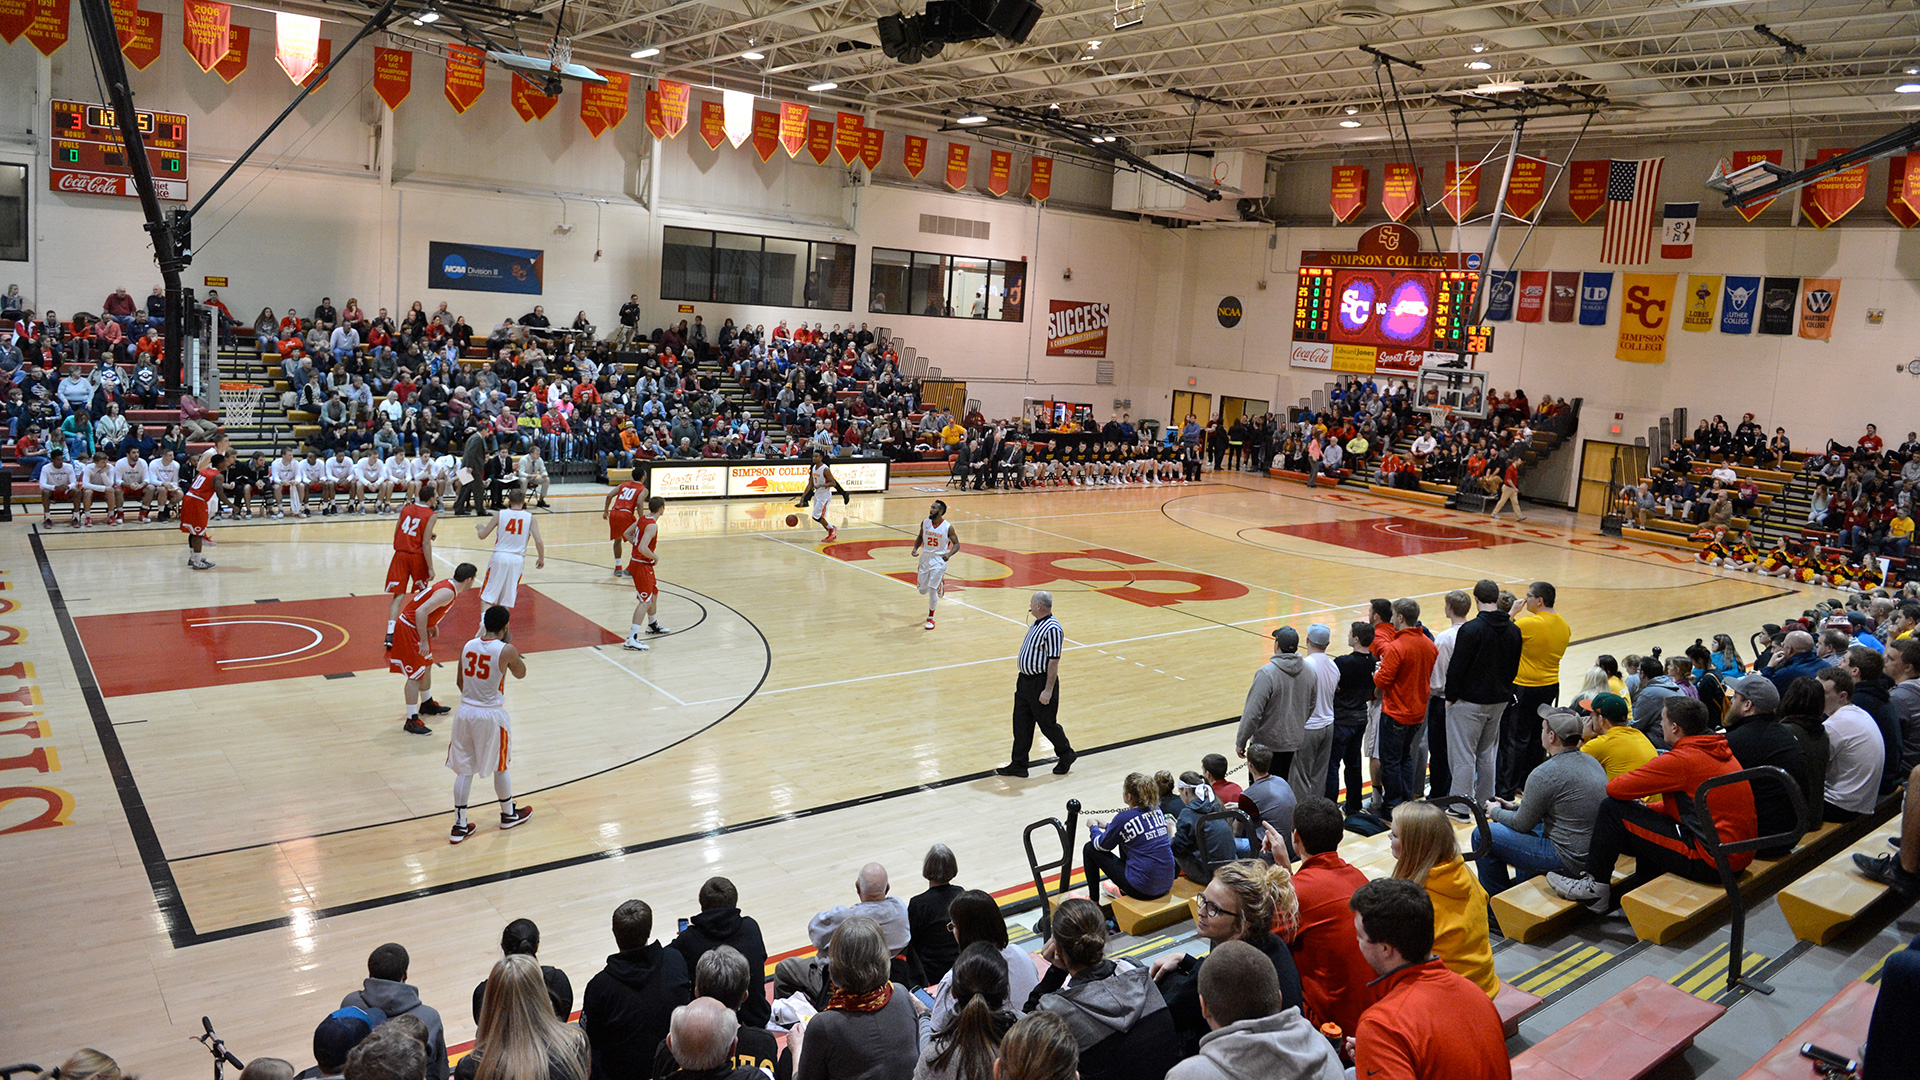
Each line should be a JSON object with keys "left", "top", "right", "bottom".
{"left": 1600, "top": 157, "right": 1664, "bottom": 265}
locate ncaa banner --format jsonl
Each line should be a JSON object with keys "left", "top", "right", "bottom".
{"left": 1503, "top": 157, "right": 1548, "bottom": 220}
{"left": 428, "top": 241, "right": 544, "bottom": 295}
{"left": 1615, "top": 273, "right": 1676, "bottom": 364}
{"left": 1515, "top": 271, "right": 1549, "bottom": 323}
{"left": 1719, "top": 275, "right": 1759, "bottom": 334}
{"left": 1799, "top": 279, "right": 1840, "bottom": 341}
{"left": 1758, "top": 277, "right": 1799, "bottom": 335}
{"left": 1483, "top": 270, "right": 1518, "bottom": 321}
{"left": 1681, "top": 274, "right": 1720, "bottom": 332}
{"left": 1548, "top": 272, "right": 1580, "bottom": 323}
{"left": 1660, "top": 203, "right": 1696, "bottom": 260}
{"left": 1578, "top": 271, "right": 1612, "bottom": 326}
{"left": 1330, "top": 165, "right": 1367, "bottom": 223}
{"left": 1442, "top": 160, "right": 1479, "bottom": 222}
{"left": 1046, "top": 300, "right": 1109, "bottom": 357}
{"left": 1381, "top": 163, "right": 1419, "bottom": 222}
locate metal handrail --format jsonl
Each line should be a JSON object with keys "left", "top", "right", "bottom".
{"left": 1685, "top": 765, "right": 1808, "bottom": 994}
{"left": 1021, "top": 798, "right": 1082, "bottom": 938}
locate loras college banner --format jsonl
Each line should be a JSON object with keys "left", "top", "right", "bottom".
{"left": 1045, "top": 300, "right": 1109, "bottom": 357}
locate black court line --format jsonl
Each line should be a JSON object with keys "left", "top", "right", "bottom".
{"left": 1566, "top": 593, "right": 1790, "bottom": 648}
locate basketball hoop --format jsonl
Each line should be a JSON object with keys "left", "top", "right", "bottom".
{"left": 219, "top": 381, "right": 268, "bottom": 430}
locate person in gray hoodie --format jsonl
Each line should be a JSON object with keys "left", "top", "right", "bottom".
{"left": 1235, "top": 627, "right": 1315, "bottom": 781}
{"left": 340, "top": 943, "right": 449, "bottom": 1080}
{"left": 1165, "top": 941, "right": 1341, "bottom": 1080}
{"left": 1630, "top": 655, "right": 1685, "bottom": 749}
{"left": 1028, "top": 898, "right": 1180, "bottom": 1080}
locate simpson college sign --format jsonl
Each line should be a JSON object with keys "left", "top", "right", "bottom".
{"left": 1046, "top": 300, "right": 1109, "bottom": 357}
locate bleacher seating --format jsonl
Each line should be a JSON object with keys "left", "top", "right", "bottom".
{"left": 1509, "top": 977, "right": 1725, "bottom": 1080}
{"left": 1620, "top": 821, "right": 1845, "bottom": 945}
{"left": 1489, "top": 859, "right": 1639, "bottom": 944}
{"left": 1776, "top": 820, "right": 1904, "bottom": 944}
{"left": 1735, "top": 979, "right": 1876, "bottom": 1079}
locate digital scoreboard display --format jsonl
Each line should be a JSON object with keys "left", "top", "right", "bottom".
{"left": 1292, "top": 267, "right": 1333, "bottom": 342}
{"left": 49, "top": 99, "right": 189, "bottom": 202}
{"left": 1291, "top": 267, "right": 1477, "bottom": 353}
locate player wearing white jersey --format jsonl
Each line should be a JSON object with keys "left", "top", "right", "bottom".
{"left": 297, "top": 451, "right": 330, "bottom": 516}
{"left": 447, "top": 603, "right": 531, "bottom": 843}
{"left": 38, "top": 450, "right": 80, "bottom": 527}
{"left": 145, "top": 449, "right": 183, "bottom": 520}
{"left": 350, "top": 449, "right": 389, "bottom": 513}
{"left": 429, "top": 454, "right": 459, "bottom": 502}
{"left": 324, "top": 453, "right": 354, "bottom": 515}
{"left": 79, "top": 452, "right": 118, "bottom": 527}
{"left": 474, "top": 489, "right": 545, "bottom": 618}
{"left": 269, "top": 449, "right": 301, "bottom": 518}
{"left": 385, "top": 448, "right": 421, "bottom": 502}
{"left": 910, "top": 500, "right": 961, "bottom": 630}
{"left": 798, "top": 447, "right": 849, "bottom": 543}
{"left": 114, "top": 448, "right": 151, "bottom": 523}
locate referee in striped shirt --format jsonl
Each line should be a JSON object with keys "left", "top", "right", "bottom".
{"left": 997, "top": 591, "right": 1077, "bottom": 777}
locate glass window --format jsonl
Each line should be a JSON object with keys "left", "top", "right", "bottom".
{"left": 659, "top": 226, "right": 851, "bottom": 311}
{"left": 711, "top": 232, "right": 763, "bottom": 305}
{"left": 869, "top": 249, "right": 910, "bottom": 315}
{"left": 811, "top": 242, "right": 855, "bottom": 311}
{"left": 869, "top": 246, "right": 1025, "bottom": 322}
{"left": 763, "top": 236, "right": 809, "bottom": 308}
{"left": 0, "top": 163, "right": 23, "bottom": 262}
{"left": 950, "top": 257, "right": 990, "bottom": 318}
{"left": 661, "top": 226, "right": 712, "bottom": 302}
{"left": 911, "top": 254, "right": 949, "bottom": 317}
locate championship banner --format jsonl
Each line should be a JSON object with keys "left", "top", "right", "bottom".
{"left": 834, "top": 112, "right": 863, "bottom": 165}
{"left": 22, "top": 0, "right": 67, "bottom": 54}
{"left": 986, "top": 150, "right": 1011, "bottom": 197}
{"left": 1442, "top": 160, "right": 1479, "bottom": 222}
{"left": 511, "top": 74, "right": 560, "bottom": 123}
{"left": 444, "top": 44, "right": 485, "bottom": 114}
{"left": 0, "top": 0, "right": 31, "bottom": 43}
{"left": 211, "top": 22, "right": 246, "bottom": 80}
{"left": 1503, "top": 157, "right": 1548, "bottom": 219}
{"left": 779, "top": 102, "right": 808, "bottom": 158}
{"left": 697, "top": 99, "right": 725, "bottom": 149}
{"left": 1578, "top": 271, "right": 1612, "bottom": 326}
{"left": 579, "top": 71, "right": 628, "bottom": 138}
{"left": 1566, "top": 160, "right": 1607, "bottom": 222}
{"left": 903, "top": 135, "right": 928, "bottom": 178}
{"left": 1045, "top": 300, "right": 1108, "bottom": 357}
{"left": 373, "top": 47, "right": 411, "bottom": 110}
{"left": 108, "top": 0, "right": 131, "bottom": 44}
{"left": 945, "top": 142, "right": 970, "bottom": 190}
{"left": 1548, "top": 271, "right": 1580, "bottom": 323}
{"left": 1660, "top": 203, "right": 1696, "bottom": 260}
{"left": 806, "top": 118, "right": 833, "bottom": 165}
{"left": 1887, "top": 155, "right": 1920, "bottom": 228}
{"left": 1615, "top": 272, "right": 1675, "bottom": 364}
{"left": 301, "top": 37, "right": 331, "bottom": 89}
{"left": 1799, "top": 278, "right": 1839, "bottom": 341}
{"left": 1515, "top": 271, "right": 1548, "bottom": 323}
{"left": 657, "top": 80, "right": 690, "bottom": 138}
{"left": 1029, "top": 156, "right": 1052, "bottom": 201}
{"left": 274, "top": 11, "right": 319, "bottom": 84}
{"left": 1483, "top": 269, "right": 1518, "bottom": 321}
{"left": 1758, "top": 277, "right": 1798, "bottom": 335}
{"left": 643, "top": 89, "right": 665, "bottom": 139}
{"left": 1800, "top": 148, "right": 1865, "bottom": 229}
{"left": 1728, "top": 149, "right": 1782, "bottom": 221}
{"left": 1382, "top": 163, "right": 1419, "bottom": 222}
{"left": 1719, "top": 276, "right": 1759, "bottom": 334}
{"left": 722, "top": 89, "right": 752, "bottom": 148}
{"left": 750, "top": 109, "right": 779, "bottom": 161}
{"left": 122, "top": 7, "right": 159, "bottom": 69}
{"left": 859, "top": 127, "right": 883, "bottom": 171}
{"left": 181, "top": 0, "right": 227, "bottom": 72}
{"left": 1330, "top": 165, "right": 1367, "bottom": 223}
{"left": 1681, "top": 274, "right": 1719, "bottom": 331}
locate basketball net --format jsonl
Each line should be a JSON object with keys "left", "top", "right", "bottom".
{"left": 220, "top": 381, "right": 268, "bottom": 429}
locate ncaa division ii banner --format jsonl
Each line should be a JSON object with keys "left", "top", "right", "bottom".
{"left": 428, "top": 241, "right": 544, "bottom": 294}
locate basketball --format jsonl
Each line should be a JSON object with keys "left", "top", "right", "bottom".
{"left": 786, "top": 514, "right": 799, "bottom": 527}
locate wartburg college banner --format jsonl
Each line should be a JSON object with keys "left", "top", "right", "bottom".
{"left": 1615, "top": 273, "right": 1675, "bottom": 364}
{"left": 1566, "top": 160, "right": 1607, "bottom": 223}
{"left": 1442, "top": 160, "right": 1479, "bottom": 223}
{"left": 834, "top": 112, "right": 863, "bottom": 165}
{"left": 1800, "top": 148, "right": 1865, "bottom": 229}
{"left": 444, "top": 44, "right": 485, "bottom": 114}
{"left": 1887, "top": 156, "right": 1920, "bottom": 228}
{"left": 903, "top": 136, "right": 928, "bottom": 178}
{"left": 373, "top": 47, "right": 411, "bottom": 110}
{"left": 750, "top": 109, "right": 779, "bottom": 161}
{"left": 986, "top": 150, "right": 1011, "bottom": 197}
{"left": 1799, "top": 279, "right": 1839, "bottom": 341}
{"left": 580, "top": 72, "right": 628, "bottom": 139}
{"left": 1728, "top": 149, "right": 1783, "bottom": 221}
{"left": 657, "top": 80, "right": 690, "bottom": 138}
{"left": 1382, "top": 163, "right": 1419, "bottom": 222}
{"left": 779, "top": 102, "right": 808, "bottom": 158}
{"left": 1029, "top": 156, "right": 1052, "bottom": 201}
{"left": 181, "top": 0, "right": 227, "bottom": 72}
{"left": 1330, "top": 166, "right": 1367, "bottom": 223}
{"left": 511, "top": 74, "right": 559, "bottom": 123}
{"left": 945, "top": 143, "right": 970, "bottom": 190}
{"left": 1504, "top": 157, "right": 1548, "bottom": 219}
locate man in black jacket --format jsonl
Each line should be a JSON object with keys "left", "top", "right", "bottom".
{"left": 582, "top": 899, "right": 692, "bottom": 1080}
{"left": 667, "top": 878, "right": 770, "bottom": 1030}
{"left": 1329, "top": 622, "right": 1377, "bottom": 814}
{"left": 1722, "top": 674, "right": 1809, "bottom": 857}
{"left": 1443, "top": 579, "right": 1523, "bottom": 806}
{"left": 1843, "top": 645, "right": 1905, "bottom": 797}
{"left": 455, "top": 426, "right": 492, "bottom": 516}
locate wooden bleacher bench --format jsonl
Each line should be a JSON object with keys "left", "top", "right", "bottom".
{"left": 1417, "top": 480, "right": 1460, "bottom": 495}
{"left": 1621, "top": 526, "right": 1699, "bottom": 550}
{"left": 1735, "top": 979, "right": 1876, "bottom": 1079}
{"left": 1495, "top": 982, "right": 1544, "bottom": 1039}
{"left": 1620, "top": 821, "right": 1843, "bottom": 944}
{"left": 1510, "top": 976, "right": 1725, "bottom": 1080}
{"left": 1489, "top": 859, "right": 1638, "bottom": 944}
{"left": 1367, "top": 483, "right": 1448, "bottom": 507}
{"left": 1107, "top": 878, "right": 1203, "bottom": 936}
{"left": 1776, "top": 819, "right": 1903, "bottom": 944}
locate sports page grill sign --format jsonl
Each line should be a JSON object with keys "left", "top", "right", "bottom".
{"left": 1046, "top": 300, "right": 1109, "bottom": 357}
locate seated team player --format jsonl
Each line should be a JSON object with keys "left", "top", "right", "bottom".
{"left": 385, "top": 446, "right": 419, "bottom": 504}
{"left": 146, "top": 447, "right": 183, "bottom": 521}
{"left": 293, "top": 449, "right": 325, "bottom": 517}
{"left": 268, "top": 448, "right": 300, "bottom": 518}
{"left": 113, "top": 447, "right": 150, "bottom": 523}
{"left": 38, "top": 449, "right": 81, "bottom": 527}
{"left": 622, "top": 496, "right": 670, "bottom": 651}
{"left": 388, "top": 562, "right": 477, "bottom": 735}
{"left": 79, "top": 451, "right": 118, "bottom": 527}
{"left": 428, "top": 452, "right": 459, "bottom": 503}
{"left": 350, "top": 448, "right": 390, "bottom": 514}
{"left": 325, "top": 450, "right": 355, "bottom": 515}
{"left": 223, "top": 451, "right": 264, "bottom": 519}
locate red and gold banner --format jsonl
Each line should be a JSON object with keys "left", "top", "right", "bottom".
{"left": 1515, "top": 270, "right": 1549, "bottom": 322}
{"left": 834, "top": 112, "right": 863, "bottom": 165}
{"left": 24, "top": 0, "right": 68, "bottom": 55}
{"left": 108, "top": 0, "right": 132, "bottom": 45}
{"left": 1800, "top": 148, "right": 1866, "bottom": 229}
{"left": 1029, "top": 156, "right": 1052, "bottom": 201}
{"left": 511, "top": 73, "right": 559, "bottom": 122}
{"left": 779, "top": 102, "right": 808, "bottom": 158}
{"left": 1727, "top": 149, "right": 1782, "bottom": 222}
{"left": 444, "top": 44, "right": 485, "bottom": 114}
{"left": 1889, "top": 155, "right": 1920, "bottom": 229}
{"left": 273, "top": 10, "right": 319, "bottom": 83}
{"left": 1381, "top": 163, "right": 1419, "bottom": 222}
{"left": 1442, "top": 160, "right": 1479, "bottom": 222}
{"left": 1329, "top": 165, "right": 1367, "bottom": 223}
{"left": 859, "top": 126, "right": 884, "bottom": 171}
{"left": 1503, "top": 156, "right": 1548, "bottom": 219}
{"left": 373, "top": 47, "right": 411, "bottom": 110}
{"left": 0, "top": 0, "right": 33, "bottom": 44}
{"left": 945, "top": 142, "right": 969, "bottom": 190}
{"left": 580, "top": 72, "right": 628, "bottom": 139}
{"left": 751, "top": 109, "right": 780, "bottom": 162}
{"left": 657, "top": 79, "right": 689, "bottom": 138}
{"left": 806, "top": 118, "right": 833, "bottom": 165}
{"left": 903, "top": 135, "right": 928, "bottom": 178}
{"left": 643, "top": 89, "right": 665, "bottom": 139}
{"left": 1566, "top": 160, "right": 1607, "bottom": 223}
{"left": 211, "top": 21, "right": 246, "bottom": 80}
{"left": 986, "top": 149, "right": 1011, "bottom": 197}
{"left": 301, "top": 37, "right": 330, "bottom": 89}
{"left": 122, "top": 8, "right": 160, "bottom": 69}
{"left": 181, "top": 0, "right": 227, "bottom": 72}
{"left": 697, "top": 99, "right": 725, "bottom": 148}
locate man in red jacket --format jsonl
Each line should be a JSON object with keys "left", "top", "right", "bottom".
{"left": 1374, "top": 598, "right": 1438, "bottom": 810}
{"left": 1350, "top": 878, "right": 1511, "bottom": 1080}
{"left": 1282, "top": 797, "right": 1380, "bottom": 1037}
{"left": 1548, "top": 697, "right": 1757, "bottom": 913}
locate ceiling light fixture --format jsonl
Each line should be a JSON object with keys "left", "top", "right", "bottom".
{"left": 1466, "top": 59, "right": 1492, "bottom": 70}
{"left": 1344, "top": 104, "right": 1360, "bottom": 115}
{"left": 1087, "top": 39, "right": 1101, "bottom": 48}
{"left": 1339, "top": 119, "right": 1362, "bottom": 128}
{"left": 1897, "top": 82, "right": 1920, "bottom": 93}
{"left": 630, "top": 46, "right": 659, "bottom": 58}
{"left": 1908, "top": 65, "right": 1919, "bottom": 75}
{"left": 741, "top": 50, "right": 765, "bottom": 60}
{"left": 1469, "top": 38, "right": 1486, "bottom": 52}
{"left": 807, "top": 80, "right": 839, "bottom": 91}
{"left": 414, "top": 10, "right": 439, "bottom": 22}
{"left": 957, "top": 112, "right": 989, "bottom": 124}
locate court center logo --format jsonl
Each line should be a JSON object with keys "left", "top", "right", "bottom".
{"left": 824, "top": 540, "right": 1249, "bottom": 607}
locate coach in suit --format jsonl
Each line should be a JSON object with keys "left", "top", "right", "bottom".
{"left": 997, "top": 591, "right": 1076, "bottom": 778}
{"left": 455, "top": 427, "right": 493, "bottom": 516}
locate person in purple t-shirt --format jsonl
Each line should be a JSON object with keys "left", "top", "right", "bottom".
{"left": 1083, "top": 772, "right": 1176, "bottom": 919}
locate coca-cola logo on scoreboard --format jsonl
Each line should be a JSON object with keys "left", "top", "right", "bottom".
{"left": 1290, "top": 342, "right": 1333, "bottom": 370}
{"left": 55, "top": 173, "right": 127, "bottom": 195}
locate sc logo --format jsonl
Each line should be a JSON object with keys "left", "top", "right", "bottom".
{"left": 1623, "top": 284, "right": 1668, "bottom": 329}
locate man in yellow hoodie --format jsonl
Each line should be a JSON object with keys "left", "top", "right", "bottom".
{"left": 1498, "top": 581, "right": 1570, "bottom": 799}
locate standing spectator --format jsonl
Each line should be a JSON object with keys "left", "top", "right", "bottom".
{"left": 789, "top": 916, "right": 925, "bottom": 1080}
{"left": 1475, "top": 708, "right": 1606, "bottom": 894}
{"left": 1328, "top": 623, "right": 1376, "bottom": 813}
{"left": 1282, "top": 798, "right": 1379, "bottom": 1037}
{"left": 1163, "top": 940, "right": 1342, "bottom": 1080}
{"left": 667, "top": 877, "right": 769, "bottom": 1030}
{"left": 1389, "top": 802, "right": 1498, "bottom": 997}
{"left": 907, "top": 845, "right": 965, "bottom": 987}
{"left": 1236, "top": 626, "right": 1314, "bottom": 780}
{"left": 339, "top": 943, "right": 449, "bottom": 1080}
{"left": 1445, "top": 579, "right": 1522, "bottom": 806}
{"left": 1373, "top": 599, "right": 1438, "bottom": 811}
{"left": 1500, "top": 582, "right": 1570, "bottom": 798}
{"left": 1293, "top": 624, "right": 1340, "bottom": 804}
{"left": 1348, "top": 879, "right": 1512, "bottom": 1080}
{"left": 459, "top": 955, "right": 590, "bottom": 1080}
{"left": 1720, "top": 675, "right": 1809, "bottom": 856}
{"left": 581, "top": 899, "right": 694, "bottom": 1080}
{"left": 1425, "top": 591, "right": 1470, "bottom": 800}
{"left": 1820, "top": 667, "right": 1886, "bottom": 822}
{"left": 1029, "top": 898, "right": 1181, "bottom": 1080}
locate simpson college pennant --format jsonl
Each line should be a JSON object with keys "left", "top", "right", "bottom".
{"left": 1504, "top": 157, "right": 1548, "bottom": 220}
{"left": 806, "top": 118, "right": 833, "bottom": 165}
{"left": 1515, "top": 271, "right": 1549, "bottom": 323}
{"left": 987, "top": 150, "right": 1011, "bottom": 197}
{"left": 1578, "top": 272, "right": 1613, "bottom": 326}
{"left": 750, "top": 109, "right": 779, "bottom": 162}
{"left": 945, "top": 143, "right": 970, "bottom": 190}
{"left": 1615, "top": 273, "right": 1676, "bottom": 364}
{"left": 1029, "top": 156, "right": 1052, "bottom": 201}
{"left": 859, "top": 127, "right": 884, "bottom": 171}
{"left": 579, "top": 71, "right": 628, "bottom": 139}
{"left": 211, "top": 21, "right": 247, "bottom": 80}
{"left": 1548, "top": 271, "right": 1580, "bottom": 323}
{"left": 1728, "top": 149, "right": 1783, "bottom": 221}
{"left": 1330, "top": 166, "right": 1367, "bottom": 223}
{"left": 373, "top": 47, "right": 411, "bottom": 110}
{"left": 444, "top": 44, "right": 485, "bottom": 114}
{"left": 779, "top": 102, "right": 808, "bottom": 158}
{"left": 1382, "top": 163, "right": 1419, "bottom": 222}
{"left": 698, "top": 99, "right": 725, "bottom": 149}
{"left": 834, "top": 112, "right": 863, "bottom": 165}
{"left": 1566, "top": 160, "right": 1607, "bottom": 222}
{"left": 1758, "top": 277, "right": 1799, "bottom": 335}
{"left": 1887, "top": 155, "right": 1920, "bottom": 228}
{"left": 1800, "top": 149, "right": 1866, "bottom": 229}
{"left": 181, "top": 0, "right": 227, "bottom": 72}
{"left": 1799, "top": 279, "right": 1840, "bottom": 341}
{"left": 511, "top": 73, "right": 559, "bottom": 123}
{"left": 1719, "top": 276, "right": 1759, "bottom": 334}
{"left": 1682, "top": 274, "right": 1720, "bottom": 331}
{"left": 903, "top": 135, "right": 928, "bottom": 178}
{"left": 657, "top": 80, "right": 690, "bottom": 138}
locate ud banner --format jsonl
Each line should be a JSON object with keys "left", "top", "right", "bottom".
{"left": 1758, "top": 277, "right": 1799, "bottom": 335}
{"left": 1681, "top": 274, "right": 1719, "bottom": 331}
{"left": 1615, "top": 273, "right": 1675, "bottom": 364}
{"left": 1483, "top": 270, "right": 1518, "bottom": 321}
{"left": 428, "top": 242, "right": 543, "bottom": 295}
{"left": 1578, "top": 271, "right": 1612, "bottom": 325}
{"left": 1799, "top": 279, "right": 1840, "bottom": 341}
{"left": 1719, "top": 276, "right": 1759, "bottom": 334}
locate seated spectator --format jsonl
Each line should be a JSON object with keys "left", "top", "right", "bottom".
{"left": 457, "top": 955, "right": 590, "bottom": 1080}
{"left": 1841, "top": 645, "right": 1903, "bottom": 797}
{"left": 1029, "top": 898, "right": 1181, "bottom": 1080}
{"left": 1237, "top": 744, "right": 1296, "bottom": 853}
{"left": 1082, "top": 772, "right": 1176, "bottom": 913}
{"left": 239, "top": 1059, "right": 295, "bottom": 1080}
{"left": 1163, "top": 939, "right": 1341, "bottom": 1080}
{"left": 1282, "top": 797, "right": 1379, "bottom": 1037}
{"left": 470, "top": 918, "right": 573, "bottom": 1023}
{"left": 907, "top": 845, "right": 965, "bottom": 987}
{"left": 1777, "top": 676, "right": 1833, "bottom": 826}
{"left": 296, "top": 1009, "right": 380, "bottom": 1080}
{"left": 790, "top": 916, "right": 926, "bottom": 1080}
{"left": 916, "top": 943, "right": 1017, "bottom": 1080}
{"left": 668, "top": 877, "right": 769, "bottom": 1030}
{"left": 1548, "top": 698, "right": 1758, "bottom": 913}
{"left": 1759, "top": 629, "right": 1826, "bottom": 693}
{"left": 32, "top": 1050, "right": 131, "bottom": 1080}
{"left": 929, "top": 890, "right": 1038, "bottom": 1031}
{"left": 1202, "top": 753, "right": 1241, "bottom": 808}
{"left": 1388, "top": 802, "right": 1498, "bottom": 997}
{"left": 582, "top": 899, "right": 693, "bottom": 1080}
{"left": 658, "top": 997, "right": 764, "bottom": 1080}
{"left": 1721, "top": 675, "right": 1809, "bottom": 856}
{"left": 1630, "top": 655, "right": 1685, "bottom": 747}
{"left": 1819, "top": 666, "right": 1886, "bottom": 822}
{"left": 1477, "top": 707, "right": 1606, "bottom": 894}
{"left": 1348, "top": 879, "right": 1512, "bottom": 1080}
{"left": 345, "top": 1022, "right": 431, "bottom": 1080}
{"left": 1889, "top": 639, "right": 1920, "bottom": 772}
{"left": 994, "top": 1013, "right": 1078, "bottom": 1080}
{"left": 1152, "top": 861, "right": 1306, "bottom": 1055}
{"left": 775, "top": 863, "right": 912, "bottom": 1008}
{"left": 651, "top": 947, "right": 779, "bottom": 1078}
{"left": 340, "top": 942, "right": 449, "bottom": 1080}
{"left": 1170, "top": 772, "right": 1238, "bottom": 885}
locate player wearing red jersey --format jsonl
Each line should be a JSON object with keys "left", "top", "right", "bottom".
{"left": 389, "top": 562, "right": 477, "bottom": 735}
{"left": 601, "top": 465, "right": 649, "bottom": 576}
{"left": 180, "top": 452, "right": 227, "bottom": 570}
{"left": 622, "top": 496, "right": 669, "bottom": 650}
{"left": 385, "top": 488, "right": 439, "bottom": 648}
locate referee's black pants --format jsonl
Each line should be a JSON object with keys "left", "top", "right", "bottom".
{"left": 1009, "top": 672, "right": 1073, "bottom": 768}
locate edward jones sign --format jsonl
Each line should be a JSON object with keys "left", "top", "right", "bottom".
{"left": 1046, "top": 300, "right": 1109, "bottom": 357}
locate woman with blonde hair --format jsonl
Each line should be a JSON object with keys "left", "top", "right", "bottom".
{"left": 33, "top": 1050, "right": 130, "bottom": 1080}
{"left": 1390, "top": 801, "right": 1500, "bottom": 997}
{"left": 1081, "top": 772, "right": 1174, "bottom": 916}
{"left": 993, "top": 1012, "right": 1078, "bottom": 1080}
{"left": 1150, "top": 859, "right": 1304, "bottom": 1054}
{"left": 458, "top": 954, "right": 591, "bottom": 1080}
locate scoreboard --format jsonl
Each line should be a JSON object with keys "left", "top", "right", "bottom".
{"left": 49, "top": 100, "right": 189, "bottom": 202}
{"left": 1292, "top": 267, "right": 1477, "bottom": 352}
